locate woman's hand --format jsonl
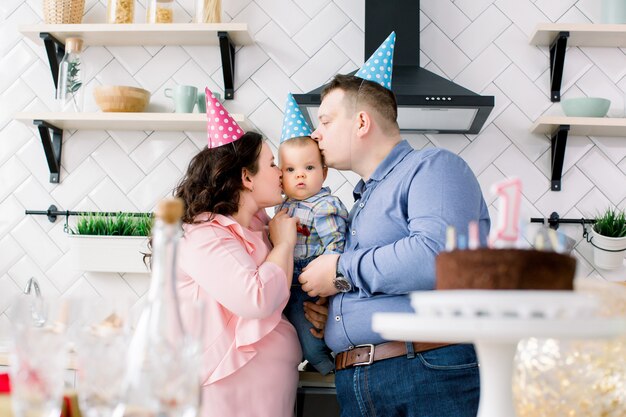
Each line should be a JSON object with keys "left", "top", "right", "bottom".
{"left": 304, "top": 297, "right": 329, "bottom": 339}
{"left": 268, "top": 209, "right": 297, "bottom": 248}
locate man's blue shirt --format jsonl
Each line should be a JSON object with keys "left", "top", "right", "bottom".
{"left": 325, "top": 140, "right": 491, "bottom": 353}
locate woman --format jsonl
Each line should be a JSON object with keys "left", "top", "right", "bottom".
{"left": 175, "top": 90, "right": 327, "bottom": 417}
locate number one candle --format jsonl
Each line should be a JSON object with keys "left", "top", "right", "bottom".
{"left": 490, "top": 178, "right": 522, "bottom": 247}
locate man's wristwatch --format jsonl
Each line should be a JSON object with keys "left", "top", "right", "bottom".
{"left": 333, "top": 262, "right": 352, "bottom": 292}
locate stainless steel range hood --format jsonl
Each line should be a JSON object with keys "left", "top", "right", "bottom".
{"left": 293, "top": 0, "right": 494, "bottom": 134}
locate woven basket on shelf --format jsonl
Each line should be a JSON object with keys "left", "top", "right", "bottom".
{"left": 43, "top": 0, "right": 85, "bottom": 24}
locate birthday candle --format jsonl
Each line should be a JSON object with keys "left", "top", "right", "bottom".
{"left": 468, "top": 220, "right": 480, "bottom": 249}
{"left": 457, "top": 234, "right": 467, "bottom": 250}
{"left": 445, "top": 225, "right": 456, "bottom": 251}
{"left": 547, "top": 228, "right": 559, "bottom": 251}
{"left": 490, "top": 178, "right": 522, "bottom": 247}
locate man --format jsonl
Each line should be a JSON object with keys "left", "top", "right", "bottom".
{"left": 298, "top": 72, "right": 490, "bottom": 416}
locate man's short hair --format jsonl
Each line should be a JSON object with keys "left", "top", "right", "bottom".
{"left": 321, "top": 74, "right": 399, "bottom": 130}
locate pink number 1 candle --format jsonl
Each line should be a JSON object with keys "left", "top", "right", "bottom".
{"left": 490, "top": 178, "right": 522, "bottom": 246}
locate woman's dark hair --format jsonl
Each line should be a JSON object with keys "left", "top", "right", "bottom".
{"left": 175, "top": 131, "right": 263, "bottom": 224}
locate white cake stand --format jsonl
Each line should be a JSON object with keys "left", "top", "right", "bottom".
{"left": 371, "top": 291, "right": 626, "bottom": 417}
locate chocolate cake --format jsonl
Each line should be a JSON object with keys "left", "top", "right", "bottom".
{"left": 435, "top": 249, "right": 576, "bottom": 290}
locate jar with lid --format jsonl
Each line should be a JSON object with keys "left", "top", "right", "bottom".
{"left": 56, "top": 37, "right": 84, "bottom": 112}
{"left": 106, "top": 0, "right": 135, "bottom": 23}
{"left": 194, "top": 0, "right": 221, "bottom": 23}
{"left": 147, "top": 0, "right": 174, "bottom": 23}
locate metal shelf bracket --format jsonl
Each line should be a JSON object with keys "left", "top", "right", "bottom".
{"left": 218, "top": 31, "right": 235, "bottom": 100}
{"left": 34, "top": 120, "right": 63, "bottom": 183}
{"left": 550, "top": 124, "right": 570, "bottom": 191}
{"left": 40, "top": 32, "right": 65, "bottom": 91}
{"left": 549, "top": 31, "right": 569, "bottom": 102}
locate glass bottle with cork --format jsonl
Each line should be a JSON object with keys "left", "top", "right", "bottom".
{"left": 56, "top": 37, "right": 84, "bottom": 112}
{"left": 147, "top": 0, "right": 174, "bottom": 23}
{"left": 112, "top": 198, "right": 202, "bottom": 417}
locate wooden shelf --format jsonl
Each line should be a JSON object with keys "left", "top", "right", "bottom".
{"left": 17, "top": 24, "right": 254, "bottom": 183}
{"left": 14, "top": 112, "right": 250, "bottom": 132}
{"left": 16, "top": 112, "right": 250, "bottom": 183}
{"left": 532, "top": 116, "right": 626, "bottom": 191}
{"left": 19, "top": 23, "right": 253, "bottom": 46}
{"left": 530, "top": 23, "right": 626, "bottom": 103}
{"left": 530, "top": 23, "right": 626, "bottom": 47}
{"left": 531, "top": 116, "right": 626, "bottom": 136}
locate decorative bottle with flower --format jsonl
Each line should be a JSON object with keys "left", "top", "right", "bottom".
{"left": 56, "top": 37, "right": 84, "bottom": 112}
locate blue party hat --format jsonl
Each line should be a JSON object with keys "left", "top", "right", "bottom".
{"left": 280, "top": 93, "right": 313, "bottom": 143}
{"left": 355, "top": 31, "right": 395, "bottom": 90}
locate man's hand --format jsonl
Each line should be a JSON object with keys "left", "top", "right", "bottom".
{"left": 299, "top": 254, "right": 340, "bottom": 297}
{"left": 304, "top": 297, "right": 328, "bottom": 339}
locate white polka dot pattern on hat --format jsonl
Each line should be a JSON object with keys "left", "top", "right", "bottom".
{"left": 355, "top": 31, "right": 395, "bottom": 91}
{"left": 280, "top": 93, "right": 313, "bottom": 144}
{"left": 205, "top": 87, "right": 245, "bottom": 149}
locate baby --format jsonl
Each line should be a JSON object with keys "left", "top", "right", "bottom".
{"left": 276, "top": 94, "right": 348, "bottom": 375}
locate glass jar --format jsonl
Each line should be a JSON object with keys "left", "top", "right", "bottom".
{"left": 106, "top": 0, "right": 135, "bottom": 24}
{"left": 194, "top": 0, "right": 221, "bottom": 23}
{"left": 56, "top": 37, "right": 84, "bottom": 112}
{"left": 147, "top": 0, "right": 174, "bottom": 23}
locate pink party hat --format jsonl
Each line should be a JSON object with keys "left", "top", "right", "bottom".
{"left": 205, "top": 87, "right": 244, "bottom": 148}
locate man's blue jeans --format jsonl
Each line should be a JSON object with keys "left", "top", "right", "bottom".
{"left": 334, "top": 344, "right": 480, "bottom": 417}
{"left": 284, "top": 257, "right": 335, "bottom": 375}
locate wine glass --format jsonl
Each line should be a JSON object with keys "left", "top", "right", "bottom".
{"left": 72, "top": 298, "right": 134, "bottom": 417}
{"left": 8, "top": 297, "right": 74, "bottom": 417}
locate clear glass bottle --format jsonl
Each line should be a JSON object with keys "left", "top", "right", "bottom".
{"left": 147, "top": 0, "right": 174, "bottom": 23}
{"left": 107, "top": 0, "right": 135, "bottom": 23}
{"left": 112, "top": 198, "right": 201, "bottom": 417}
{"left": 194, "top": 0, "right": 221, "bottom": 23}
{"left": 56, "top": 37, "right": 84, "bottom": 113}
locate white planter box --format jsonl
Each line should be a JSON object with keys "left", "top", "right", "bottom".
{"left": 68, "top": 235, "right": 150, "bottom": 273}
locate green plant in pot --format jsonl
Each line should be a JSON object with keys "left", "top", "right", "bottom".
{"left": 69, "top": 213, "right": 154, "bottom": 273}
{"left": 590, "top": 207, "right": 626, "bottom": 270}
{"left": 72, "top": 212, "right": 153, "bottom": 236}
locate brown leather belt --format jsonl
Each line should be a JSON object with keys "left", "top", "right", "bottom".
{"left": 335, "top": 341, "right": 452, "bottom": 371}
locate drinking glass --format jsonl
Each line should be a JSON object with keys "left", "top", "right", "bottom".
{"left": 72, "top": 298, "right": 134, "bottom": 417}
{"left": 8, "top": 297, "right": 74, "bottom": 417}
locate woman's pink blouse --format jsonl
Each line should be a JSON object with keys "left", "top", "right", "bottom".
{"left": 177, "top": 210, "right": 290, "bottom": 385}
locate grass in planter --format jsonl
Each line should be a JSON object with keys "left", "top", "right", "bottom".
{"left": 72, "top": 213, "right": 154, "bottom": 237}
{"left": 593, "top": 207, "right": 626, "bottom": 238}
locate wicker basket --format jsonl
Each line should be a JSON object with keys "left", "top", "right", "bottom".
{"left": 43, "top": 0, "right": 85, "bottom": 24}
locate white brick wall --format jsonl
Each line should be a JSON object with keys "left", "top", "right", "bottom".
{"left": 1, "top": 0, "right": 625, "bottom": 342}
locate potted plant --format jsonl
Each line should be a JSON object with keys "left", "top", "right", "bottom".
{"left": 68, "top": 212, "right": 153, "bottom": 273}
{"left": 590, "top": 207, "right": 626, "bottom": 270}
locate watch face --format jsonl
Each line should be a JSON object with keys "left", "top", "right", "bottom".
{"left": 334, "top": 277, "right": 352, "bottom": 292}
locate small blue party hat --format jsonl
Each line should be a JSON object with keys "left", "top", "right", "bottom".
{"left": 355, "top": 31, "right": 395, "bottom": 90}
{"left": 280, "top": 93, "right": 313, "bottom": 143}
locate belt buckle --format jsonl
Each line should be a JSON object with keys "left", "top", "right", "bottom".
{"left": 353, "top": 344, "right": 375, "bottom": 366}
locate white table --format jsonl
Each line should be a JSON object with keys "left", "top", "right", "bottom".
{"left": 372, "top": 291, "right": 626, "bottom": 417}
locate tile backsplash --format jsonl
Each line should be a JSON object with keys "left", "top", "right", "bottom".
{"left": 1, "top": 0, "right": 626, "bottom": 340}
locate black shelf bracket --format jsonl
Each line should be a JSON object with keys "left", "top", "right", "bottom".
{"left": 549, "top": 31, "right": 569, "bottom": 102}
{"left": 34, "top": 120, "right": 63, "bottom": 183}
{"left": 40, "top": 32, "right": 65, "bottom": 91}
{"left": 218, "top": 31, "right": 235, "bottom": 100}
{"left": 530, "top": 211, "right": 595, "bottom": 230}
{"left": 550, "top": 124, "right": 569, "bottom": 191}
